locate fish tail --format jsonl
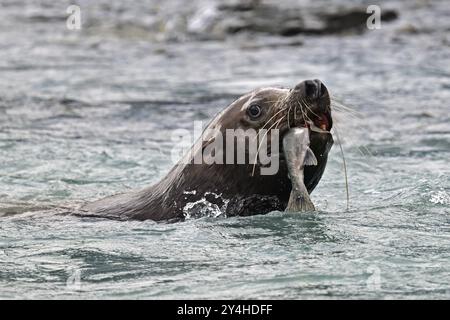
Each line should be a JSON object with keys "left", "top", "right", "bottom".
{"left": 286, "top": 190, "right": 315, "bottom": 212}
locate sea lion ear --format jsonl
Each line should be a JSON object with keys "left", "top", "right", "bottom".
{"left": 304, "top": 148, "right": 318, "bottom": 166}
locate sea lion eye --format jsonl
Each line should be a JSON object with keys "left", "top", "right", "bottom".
{"left": 247, "top": 104, "right": 262, "bottom": 119}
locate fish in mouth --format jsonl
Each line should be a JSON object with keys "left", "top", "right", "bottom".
{"left": 281, "top": 79, "right": 333, "bottom": 212}
{"left": 283, "top": 127, "right": 318, "bottom": 212}
{"left": 79, "top": 79, "right": 334, "bottom": 221}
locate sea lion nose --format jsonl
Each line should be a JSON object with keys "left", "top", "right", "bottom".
{"left": 294, "top": 79, "right": 327, "bottom": 99}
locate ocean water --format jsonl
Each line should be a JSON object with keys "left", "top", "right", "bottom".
{"left": 0, "top": 0, "right": 449, "bottom": 299}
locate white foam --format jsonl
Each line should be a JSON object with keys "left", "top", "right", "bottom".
{"left": 430, "top": 190, "right": 450, "bottom": 205}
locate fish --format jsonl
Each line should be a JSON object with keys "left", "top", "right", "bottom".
{"left": 282, "top": 127, "right": 318, "bottom": 212}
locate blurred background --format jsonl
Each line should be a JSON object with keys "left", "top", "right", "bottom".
{"left": 0, "top": 0, "right": 449, "bottom": 299}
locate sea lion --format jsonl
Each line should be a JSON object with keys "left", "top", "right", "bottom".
{"left": 79, "top": 79, "right": 334, "bottom": 221}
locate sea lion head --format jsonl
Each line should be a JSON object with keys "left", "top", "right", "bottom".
{"left": 183, "top": 80, "right": 334, "bottom": 216}
{"left": 219, "top": 79, "right": 332, "bottom": 134}
{"left": 199, "top": 79, "right": 333, "bottom": 169}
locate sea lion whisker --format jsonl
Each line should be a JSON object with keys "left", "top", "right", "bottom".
{"left": 330, "top": 99, "right": 360, "bottom": 117}
{"left": 330, "top": 101, "right": 356, "bottom": 113}
{"left": 301, "top": 99, "right": 317, "bottom": 124}
{"left": 331, "top": 108, "right": 372, "bottom": 157}
{"left": 287, "top": 104, "right": 292, "bottom": 129}
{"left": 261, "top": 105, "right": 289, "bottom": 130}
{"left": 274, "top": 116, "right": 285, "bottom": 130}
{"left": 304, "top": 104, "right": 319, "bottom": 119}
{"left": 330, "top": 95, "right": 355, "bottom": 107}
{"left": 250, "top": 97, "right": 289, "bottom": 148}
{"left": 251, "top": 115, "right": 286, "bottom": 177}
{"left": 331, "top": 108, "right": 360, "bottom": 120}
{"left": 331, "top": 101, "right": 357, "bottom": 111}
{"left": 301, "top": 98, "right": 320, "bottom": 118}
{"left": 298, "top": 100, "right": 312, "bottom": 124}
{"left": 331, "top": 105, "right": 360, "bottom": 119}
{"left": 333, "top": 124, "right": 350, "bottom": 211}
{"left": 265, "top": 98, "right": 287, "bottom": 104}
{"left": 297, "top": 101, "right": 306, "bottom": 124}
{"left": 294, "top": 103, "right": 297, "bottom": 121}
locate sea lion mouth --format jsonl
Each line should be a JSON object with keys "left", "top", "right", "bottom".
{"left": 271, "top": 80, "right": 332, "bottom": 161}
{"left": 282, "top": 80, "right": 332, "bottom": 134}
{"left": 308, "top": 109, "right": 332, "bottom": 132}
